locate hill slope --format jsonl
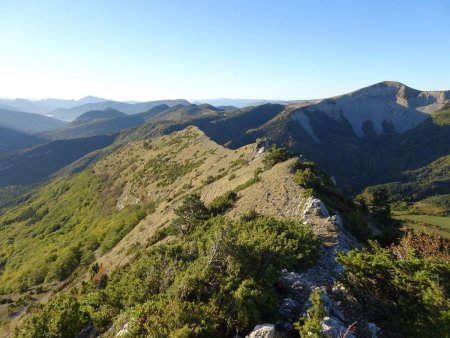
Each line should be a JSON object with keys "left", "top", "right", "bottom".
{"left": 48, "top": 99, "right": 190, "bottom": 121}
{"left": 363, "top": 154, "right": 450, "bottom": 217}
{"left": 40, "top": 104, "right": 219, "bottom": 140}
{"left": 0, "top": 126, "right": 447, "bottom": 338}
{"left": 0, "top": 126, "right": 46, "bottom": 153}
{"left": 0, "top": 108, "right": 66, "bottom": 134}
{"left": 0, "top": 134, "right": 116, "bottom": 186}
{"left": 121, "top": 85, "right": 449, "bottom": 194}
{"left": 368, "top": 155, "right": 450, "bottom": 202}
{"left": 0, "top": 127, "right": 360, "bottom": 337}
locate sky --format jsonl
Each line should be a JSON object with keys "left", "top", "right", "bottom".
{"left": 0, "top": 0, "right": 449, "bottom": 101}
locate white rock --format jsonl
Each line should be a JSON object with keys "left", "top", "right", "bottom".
{"left": 246, "top": 324, "right": 276, "bottom": 338}
{"left": 302, "top": 197, "right": 330, "bottom": 218}
{"left": 116, "top": 322, "right": 129, "bottom": 337}
{"left": 322, "top": 316, "right": 356, "bottom": 338}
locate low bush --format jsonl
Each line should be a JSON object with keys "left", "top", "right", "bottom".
{"left": 294, "top": 160, "right": 371, "bottom": 241}
{"left": 16, "top": 292, "right": 90, "bottom": 338}
{"left": 18, "top": 215, "right": 320, "bottom": 338}
{"left": 262, "top": 145, "right": 296, "bottom": 169}
{"left": 208, "top": 191, "right": 238, "bottom": 216}
{"left": 295, "top": 289, "right": 326, "bottom": 337}
{"left": 337, "top": 241, "right": 450, "bottom": 337}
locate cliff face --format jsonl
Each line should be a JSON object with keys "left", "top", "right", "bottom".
{"left": 290, "top": 81, "right": 450, "bottom": 139}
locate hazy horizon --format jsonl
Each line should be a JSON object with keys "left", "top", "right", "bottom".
{"left": 2, "top": 79, "right": 449, "bottom": 104}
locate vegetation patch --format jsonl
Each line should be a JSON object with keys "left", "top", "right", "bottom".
{"left": 262, "top": 145, "right": 296, "bottom": 169}
{"left": 295, "top": 289, "right": 326, "bottom": 337}
{"left": 393, "top": 212, "right": 450, "bottom": 239}
{"left": 0, "top": 171, "right": 151, "bottom": 293}
{"left": 366, "top": 155, "right": 450, "bottom": 204}
{"left": 208, "top": 191, "right": 238, "bottom": 216}
{"left": 134, "top": 154, "right": 203, "bottom": 187}
{"left": 16, "top": 208, "right": 320, "bottom": 337}
{"left": 337, "top": 239, "right": 450, "bottom": 337}
{"left": 294, "top": 160, "right": 371, "bottom": 241}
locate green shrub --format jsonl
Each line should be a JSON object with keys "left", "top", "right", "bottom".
{"left": 262, "top": 145, "right": 296, "bottom": 169}
{"left": 203, "top": 175, "right": 216, "bottom": 185}
{"left": 100, "top": 207, "right": 148, "bottom": 253}
{"left": 294, "top": 160, "right": 371, "bottom": 241}
{"left": 15, "top": 292, "right": 90, "bottom": 338}
{"left": 295, "top": 289, "right": 326, "bottom": 338}
{"left": 337, "top": 241, "right": 450, "bottom": 336}
{"left": 173, "top": 193, "right": 209, "bottom": 234}
{"left": 208, "top": 191, "right": 238, "bottom": 216}
{"left": 233, "top": 177, "right": 259, "bottom": 193}
{"left": 47, "top": 246, "right": 82, "bottom": 281}
{"left": 147, "top": 223, "right": 178, "bottom": 246}
{"left": 21, "top": 215, "right": 320, "bottom": 337}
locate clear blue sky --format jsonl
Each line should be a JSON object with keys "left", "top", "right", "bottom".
{"left": 0, "top": 0, "right": 449, "bottom": 101}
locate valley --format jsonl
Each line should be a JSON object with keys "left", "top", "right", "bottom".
{"left": 393, "top": 212, "right": 450, "bottom": 239}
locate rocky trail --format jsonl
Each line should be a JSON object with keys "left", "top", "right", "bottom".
{"left": 240, "top": 161, "right": 378, "bottom": 338}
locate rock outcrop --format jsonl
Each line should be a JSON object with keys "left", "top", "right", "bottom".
{"left": 246, "top": 324, "right": 276, "bottom": 338}
{"left": 275, "top": 200, "right": 361, "bottom": 336}
{"left": 291, "top": 81, "right": 450, "bottom": 139}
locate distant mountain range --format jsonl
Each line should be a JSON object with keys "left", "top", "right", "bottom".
{"left": 0, "top": 96, "right": 106, "bottom": 115}
{"left": 0, "top": 108, "right": 66, "bottom": 134}
{"left": 42, "top": 106, "right": 163, "bottom": 140}
{"left": 46, "top": 99, "right": 190, "bottom": 121}
{"left": 42, "top": 104, "right": 226, "bottom": 140}
{"left": 126, "top": 81, "right": 450, "bottom": 193}
{"left": 0, "top": 108, "right": 66, "bottom": 152}
{"left": 0, "top": 96, "right": 311, "bottom": 121}
{"left": 192, "top": 98, "right": 310, "bottom": 108}
{"left": 1, "top": 81, "right": 449, "bottom": 193}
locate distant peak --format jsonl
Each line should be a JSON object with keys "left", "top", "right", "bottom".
{"left": 344, "top": 81, "right": 421, "bottom": 99}
{"left": 78, "top": 96, "right": 107, "bottom": 104}
{"left": 80, "top": 95, "right": 102, "bottom": 100}
{"left": 377, "top": 80, "right": 405, "bottom": 88}
{"left": 198, "top": 103, "right": 220, "bottom": 111}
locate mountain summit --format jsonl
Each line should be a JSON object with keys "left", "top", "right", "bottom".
{"left": 290, "top": 81, "right": 449, "bottom": 138}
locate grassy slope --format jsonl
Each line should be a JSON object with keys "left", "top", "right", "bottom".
{"left": 372, "top": 155, "right": 450, "bottom": 202}
{"left": 393, "top": 211, "right": 450, "bottom": 239}
{"left": 412, "top": 194, "right": 450, "bottom": 215}
{"left": 0, "top": 127, "right": 262, "bottom": 334}
{"left": 0, "top": 134, "right": 117, "bottom": 186}
{"left": 0, "top": 170, "right": 148, "bottom": 293}
{"left": 119, "top": 103, "right": 450, "bottom": 196}
{"left": 1, "top": 127, "right": 227, "bottom": 294}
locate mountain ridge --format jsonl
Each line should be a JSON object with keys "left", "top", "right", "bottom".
{"left": 0, "top": 108, "right": 66, "bottom": 134}
{"left": 48, "top": 99, "right": 191, "bottom": 121}
{"left": 0, "top": 96, "right": 107, "bottom": 115}
{"left": 291, "top": 81, "right": 449, "bottom": 138}
{"left": 0, "top": 83, "right": 448, "bottom": 337}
